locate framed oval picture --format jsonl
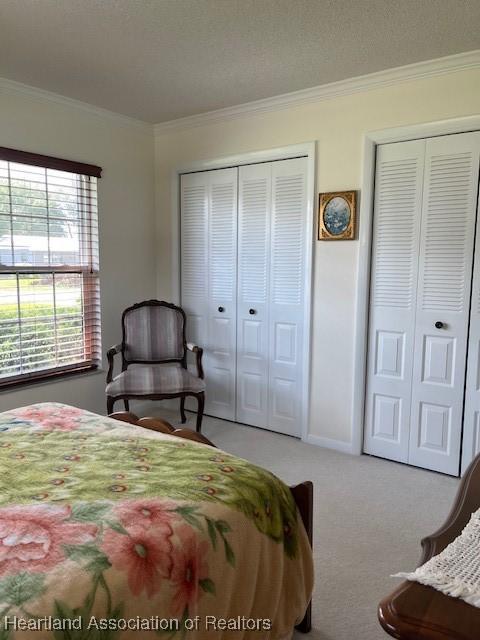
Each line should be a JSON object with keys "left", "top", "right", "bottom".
{"left": 318, "top": 191, "right": 357, "bottom": 240}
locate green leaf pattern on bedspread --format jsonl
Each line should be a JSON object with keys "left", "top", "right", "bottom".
{"left": 0, "top": 403, "right": 300, "bottom": 639}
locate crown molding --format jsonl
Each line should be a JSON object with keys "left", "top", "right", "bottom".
{"left": 154, "top": 49, "right": 480, "bottom": 135}
{"left": 1, "top": 49, "right": 478, "bottom": 136}
{"left": 0, "top": 77, "right": 152, "bottom": 133}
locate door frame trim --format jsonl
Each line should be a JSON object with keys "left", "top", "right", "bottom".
{"left": 171, "top": 142, "right": 316, "bottom": 442}
{"left": 352, "top": 115, "right": 480, "bottom": 456}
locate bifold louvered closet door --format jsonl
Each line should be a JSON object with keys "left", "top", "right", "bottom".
{"left": 180, "top": 157, "right": 308, "bottom": 436}
{"left": 237, "top": 158, "right": 307, "bottom": 434}
{"left": 181, "top": 168, "right": 238, "bottom": 420}
{"left": 364, "top": 131, "right": 480, "bottom": 475}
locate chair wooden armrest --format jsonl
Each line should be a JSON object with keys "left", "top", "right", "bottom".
{"left": 187, "top": 342, "right": 204, "bottom": 379}
{"left": 106, "top": 343, "right": 122, "bottom": 383}
{"left": 378, "top": 453, "right": 480, "bottom": 639}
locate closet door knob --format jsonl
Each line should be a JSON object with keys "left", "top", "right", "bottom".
{"left": 435, "top": 321, "right": 444, "bottom": 329}
{"left": 218, "top": 306, "right": 225, "bottom": 313}
{"left": 249, "top": 308, "right": 256, "bottom": 315}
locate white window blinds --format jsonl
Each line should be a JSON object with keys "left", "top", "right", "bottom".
{"left": 0, "top": 147, "right": 101, "bottom": 387}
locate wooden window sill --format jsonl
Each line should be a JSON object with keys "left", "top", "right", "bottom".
{"left": 0, "top": 365, "right": 104, "bottom": 393}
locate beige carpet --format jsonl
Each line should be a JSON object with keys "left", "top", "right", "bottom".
{"left": 144, "top": 406, "right": 460, "bottom": 640}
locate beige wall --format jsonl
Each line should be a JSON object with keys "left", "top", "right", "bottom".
{"left": 0, "top": 89, "right": 156, "bottom": 415}
{"left": 154, "top": 68, "right": 480, "bottom": 446}
{"left": 1, "top": 69, "right": 478, "bottom": 440}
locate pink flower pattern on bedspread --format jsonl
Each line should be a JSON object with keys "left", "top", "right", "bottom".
{"left": 11, "top": 405, "right": 83, "bottom": 432}
{"left": 0, "top": 504, "right": 96, "bottom": 574}
{"left": 0, "top": 403, "right": 313, "bottom": 639}
{"left": 170, "top": 524, "right": 210, "bottom": 617}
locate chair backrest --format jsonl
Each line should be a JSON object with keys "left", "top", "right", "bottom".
{"left": 121, "top": 300, "right": 186, "bottom": 364}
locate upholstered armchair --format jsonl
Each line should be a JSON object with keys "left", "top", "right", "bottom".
{"left": 105, "top": 300, "right": 205, "bottom": 431}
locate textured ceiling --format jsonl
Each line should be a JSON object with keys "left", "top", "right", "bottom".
{"left": 0, "top": 0, "right": 479, "bottom": 123}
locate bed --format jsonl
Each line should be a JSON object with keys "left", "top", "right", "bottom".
{"left": 0, "top": 403, "right": 313, "bottom": 639}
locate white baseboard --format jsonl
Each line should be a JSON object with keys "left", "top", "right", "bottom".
{"left": 110, "top": 401, "right": 356, "bottom": 455}
{"left": 304, "top": 433, "right": 356, "bottom": 455}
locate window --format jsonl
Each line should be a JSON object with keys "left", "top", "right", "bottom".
{"left": 0, "top": 147, "right": 102, "bottom": 387}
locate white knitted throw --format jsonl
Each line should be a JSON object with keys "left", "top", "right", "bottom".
{"left": 394, "top": 508, "right": 480, "bottom": 607}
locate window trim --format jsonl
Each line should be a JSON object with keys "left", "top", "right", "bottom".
{"left": 0, "top": 147, "right": 102, "bottom": 178}
{"left": 0, "top": 147, "right": 102, "bottom": 389}
{"left": 0, "top": 362, "right": 99, "bottom": 391}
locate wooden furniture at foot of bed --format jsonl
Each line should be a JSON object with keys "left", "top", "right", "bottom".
{"left": 378, "top": 453, "right": 480, "bottom": 639}
{"left": 108, "top": 411, "right": 313, "bottom": 634}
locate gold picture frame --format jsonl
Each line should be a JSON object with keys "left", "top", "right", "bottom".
{"left": 318, "top": 190, "right": 357, "bottom": 240}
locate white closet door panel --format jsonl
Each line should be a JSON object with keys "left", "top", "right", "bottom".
{"left": 409, "top": 132, "right": 480, "bottom": 475}
{"left": 463, "top": 269, "right": 480, "bottom": 473}
{"left": 364, "top": 140, "right": 425, "bottom": 462}
{"left": 268, "top": 158, "right": 307, "bottom": 436}
{"left": 236, "top": 163, "right": 271, "bottom": 427}
{"left": 463, "top": 191, "right": 480, "bottom": 474}
{"left": 181, "top": 172, "right": 208, "bottom": 359}
{"left": 206, "top": 168, "right": 238, "bottom": 420}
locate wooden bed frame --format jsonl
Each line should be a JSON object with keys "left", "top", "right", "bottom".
{"left": 109, "top": 411, "right": 313, "bottom": 634}
{"left": 378, "top": 453, "right": 480, "bottom": 639}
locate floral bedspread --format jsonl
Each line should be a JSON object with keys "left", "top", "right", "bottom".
{"left": 0, "top": 403, "right": 313, "bottom": 639}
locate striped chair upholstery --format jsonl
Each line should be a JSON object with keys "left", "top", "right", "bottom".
{"left": 106, "top": 300, "right": 205, "bottom": 432}
{"left": 123, "top": 304, "right": 184, "bottom": 361}
{"left": 106, "top": 364, "right": 205, "bottom": 396}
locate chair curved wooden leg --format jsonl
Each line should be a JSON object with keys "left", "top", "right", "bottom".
{"left": 180, "top": 397, "right": 187, "bottom": 423}
{"left": 124, "top": 399, "right": 130, "bottom": 411}
{"left": 196, "top": 392, "right": 205, "bottom": 433}
{"left": 107, "top": 396, "right": 115, "bottom": 415}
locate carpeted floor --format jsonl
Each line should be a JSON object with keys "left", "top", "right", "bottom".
{"left": 151, "top": 407, "right": 460, "bottom": 640}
